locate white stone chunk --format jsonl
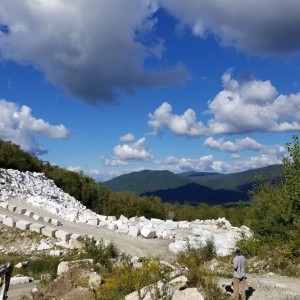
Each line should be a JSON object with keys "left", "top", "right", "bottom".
{"left": 41, "top": 226, "right": 57, "bottom": 238}
{"left": 33, "top": 214, "right": 42, "bottom": 221}
{"left": 51, "top": 219, "right": 62, "bottom": 226}
{"left": 165, "top": 220, "right": 178, "bottom": 229}
{"left": 43, "top": 216, "right": 51, "bottom": 223}
{"left": 70, "top": 233, "right": 82, "bottom": 241}
{"left": 3, "top": 216, "right": 15, "bottom": 227}
{"left": 178, "top": 221, "right": 190, "bottom": 228}
{"left": 108, "top": 223, "right": 118, "bottom": 230}
{"left": 0, "top": 202, "right": 8, "bottom": 209}
{"left": 30, "top": 223, "right": 45, "bottom": 234}
{"left": 117, "top": 223, "right": 129, "bottom": 233}
{"left": 55, "top": 229, "right": 71, "bottom": 242}
{"left": 16, "top": 220, "right": 31, "bottom": 230}
{"left": 127, "top": 217, "right": 137, "bottom": 226}
{"left": 87, "top": 218, "right": 98, "bottom": 226}
{"left": 107, "top": 216, "right": 116, "bottom": 222}
{"left": 139, "top": 216, "right": 151, "bottom": 225}
{"left": 119, "top": 214, "right": 128, "bottom": 222}
{"left": 57, "top": 261, "right": 70, "bottom": 276}
{"left": 97, "top": 215, "right": 107, "bottom": 221}
{"left": 167, "top": 276, "right": 188, "bottom": 294}
{"left": 0, "top": 214, "right": 7, "bottom": 223}
{"left": 141, "top": 227, "right": 156, "bottom": 239}
{"left": 128, "top": 226, "right": 140, "bottom": 237}
{"left": 7, "top": 205, "right": 17, "bottom": 212}
{"left": 24, "top": 210, "right": 34, "bottom": 218}
{"left": 10, "top": 276, "right": 34, "bottom": 285}
{"left": 16, "top": 207, "right": 26, "bottom": 214}
{"left": 37, "top": 240, "right": 52, "bottom": 251}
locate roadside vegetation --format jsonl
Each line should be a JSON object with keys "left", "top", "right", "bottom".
{"left": 237, "top": 135, "right": 300, "bottom": 276}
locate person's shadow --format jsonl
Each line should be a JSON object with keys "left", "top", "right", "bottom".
{"left": 246, "top": 286, "right": 255, "bottom": 299}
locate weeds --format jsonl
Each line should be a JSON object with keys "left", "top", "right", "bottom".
{"left": 79, "top": 237, "right": 119, "bottom": 270}
{"left": 92, "top": 257, "right": 172, "bottom": 300}
{"left": 176, "top": 239, "right": 226, "bottom": 299}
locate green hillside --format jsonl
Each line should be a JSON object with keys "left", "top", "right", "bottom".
{"left": 180, "top": 164, "right": 283, "bottom": 191}
{"left": 103, "top": 165, "right": 283, "bottom": 205}
{"left": 104, "top": 169, "right": 193, "bottom": 194}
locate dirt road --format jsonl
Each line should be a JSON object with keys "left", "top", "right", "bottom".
{"left": 1, "top": 198, "right": 175, "bottom": 261}
{"left": 220, "top": 273, "right": 300, "bottom": 299}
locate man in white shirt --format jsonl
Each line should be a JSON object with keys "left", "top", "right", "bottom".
{"left": 232, "top": 248, "right": 246, "bottom": 300}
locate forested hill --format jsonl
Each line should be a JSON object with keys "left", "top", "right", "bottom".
{"left": 103, "top": 165, "right": 283, "bottom": 206}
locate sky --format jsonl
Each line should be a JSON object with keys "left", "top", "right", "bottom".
{"left": 1, "top": 0, "right": 300, "bottom": 182}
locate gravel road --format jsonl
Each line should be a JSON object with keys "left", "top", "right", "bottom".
{"left": 2, "top": 198, "right": 176, "bottom": 260}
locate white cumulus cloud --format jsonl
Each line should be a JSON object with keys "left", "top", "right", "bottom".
{"left": 0, "top": 99, "right": 69, "bottom": 154}
{"left": 120, "top": 133, "right": 135, "bottom": 142}
{"left": 149, "top": 72, "right": 300, "bottom": 137}
{"left": 114, "top": 137, "right": 153, "bottom": 161}
{"left": 104, "top": 137, "right": 153, "bottom": 166}
{"left": 207, "top": 71, "right": 300, "bottom": 134}
{"left": 0, "top": 0, "right": 188, "bottom": 104}
{"left": 204, "top": 137, "right": 263, "bottom": 152}
{"left": 148, "top": 102, "right": 206, "bottom": 136}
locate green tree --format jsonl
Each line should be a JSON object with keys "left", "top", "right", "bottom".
{"left": 250, "top": 181, "right": 292, "bottom": 239}
{"left": 283, "top": 135, "right": 300, "bottom": 217}
{"left": 249, "top": 135, "right": 300, "bottom": 255}
{"left": 0, "top": 140, "right": 42, "bottom": 172}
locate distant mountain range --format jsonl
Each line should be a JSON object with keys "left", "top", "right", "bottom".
{"left": 103, "top": 164, "right": 283, "bottom": 206}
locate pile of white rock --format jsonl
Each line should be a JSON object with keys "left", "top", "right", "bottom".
{"left": 0, "top": 168, "right": 252, "bottom": 256}
{"left": 0, "top": 168, "right": 98, "bottom": 222}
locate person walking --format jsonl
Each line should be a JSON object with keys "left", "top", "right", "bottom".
{"left": 232, "top": 247, "right": 246, "bottom": 300}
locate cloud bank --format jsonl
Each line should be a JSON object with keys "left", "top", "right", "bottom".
{"left": 149, "top": 72, "right": 300, "bottom": 136}
{"left": 0, "top": 0, "right": 188, "bottom": 104}
{"left": 2, "top": 1, "right": 300, "bottom": 105}
{"left": 162, "top": 0, "right": 300, "bottom": 56}
{"left": 0, "top": 99, "right": 69, "bottom": 154}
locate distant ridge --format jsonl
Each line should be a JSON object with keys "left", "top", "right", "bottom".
{"left": 103, "top": 164, "right": 283, "bottom": 206}
{"left": 103, "top": 169, "right": 193, "bottom": 194}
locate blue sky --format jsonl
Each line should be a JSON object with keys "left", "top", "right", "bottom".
{"left": 1, "top": 0, "right": 300, "bottom": 181}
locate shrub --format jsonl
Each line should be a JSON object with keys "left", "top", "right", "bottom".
{"left": 93, "top": 257, "right": 171, "bottom": 300}
{"left": 80, "top": 237, "right": 118, "bottom": 270}
{"left": 176, "top": 239, "right": 225, "bottom": 299}
{"left": 236, "top": 233, "right": 263, "bottom": 257}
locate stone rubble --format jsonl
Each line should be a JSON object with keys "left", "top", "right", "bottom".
{"left": 0, "top": 168, "right": 252, "bottom": 256}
